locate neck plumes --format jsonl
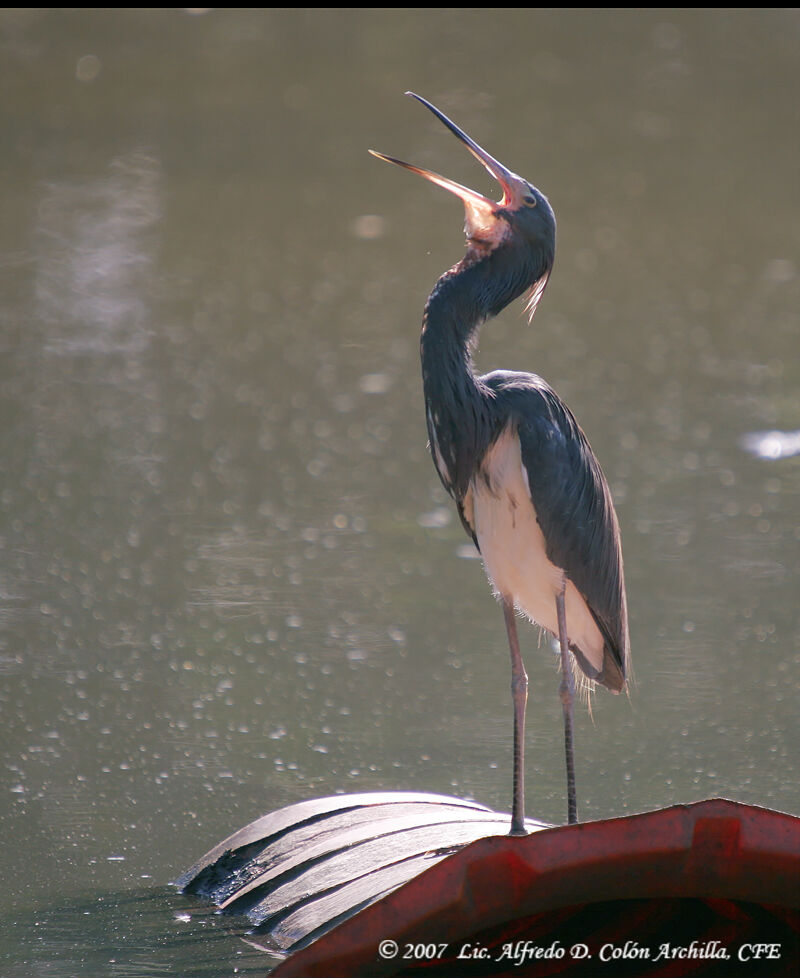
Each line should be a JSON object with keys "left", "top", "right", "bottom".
{"left": 421, "top": 243, "right": 542, "bottom": 498}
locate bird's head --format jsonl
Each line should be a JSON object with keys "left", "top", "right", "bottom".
{"left": 370, "top": 93, "right": 556, "bottom": 320}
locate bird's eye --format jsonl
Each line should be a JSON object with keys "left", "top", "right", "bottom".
{"left": 523, "top": 194, "right": 537, "bottom": 207}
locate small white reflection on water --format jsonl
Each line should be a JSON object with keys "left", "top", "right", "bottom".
{"left": 740, "top": 429, "right": 800, "bottom": 460}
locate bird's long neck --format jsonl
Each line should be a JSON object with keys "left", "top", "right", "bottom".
{"left": 421, "top": 248, "right": 519, "bottom": 498}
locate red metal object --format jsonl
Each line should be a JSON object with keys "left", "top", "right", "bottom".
{"left": 264, "top": 798, "right": 799, "bottom": 978}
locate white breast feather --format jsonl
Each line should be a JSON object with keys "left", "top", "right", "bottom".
{"left": 468, "top": 427, "right": 604, "bottom": 673}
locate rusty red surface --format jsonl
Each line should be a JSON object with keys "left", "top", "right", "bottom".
{"left": 270, "top": 799, "right": 799, "bottom": 978}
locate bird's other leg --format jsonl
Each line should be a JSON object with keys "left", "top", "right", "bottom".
{"left": 502, "top": 597, "right": 528, "bottom": 836}
{"left": 555, "top": 579, "right": 578, "bottom": 824}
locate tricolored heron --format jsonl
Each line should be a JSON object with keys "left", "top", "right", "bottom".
{"left": 371, "top": 94, "right": 629, "bottom": 832}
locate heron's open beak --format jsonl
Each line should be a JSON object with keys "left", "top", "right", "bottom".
{"left": 370, "top": 92, "right": 529, "bottom": 243}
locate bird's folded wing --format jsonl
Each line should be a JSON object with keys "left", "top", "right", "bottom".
{"left": 489, "top": 374, "right": 628, "bottom": 682}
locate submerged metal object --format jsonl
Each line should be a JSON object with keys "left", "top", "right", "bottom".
{"left": 178, "top": 794, "right": 799, "bottom": 977}
{"left": 177, "top": 791, "right": 547, "bottom": 956}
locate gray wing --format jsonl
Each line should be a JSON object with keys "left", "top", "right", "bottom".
{"left": 486, "top": 371, "right": 629, "bottom": 690}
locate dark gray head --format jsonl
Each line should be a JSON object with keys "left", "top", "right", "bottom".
{"left": 371, "top": 92, "right": 556, "bottom": 320}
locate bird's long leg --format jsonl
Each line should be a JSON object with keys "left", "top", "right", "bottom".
{"left": 555, "top": 580, "right": 578, "bottom": 824}
{"left": 502, "top": 596, "right": 528, "bottom": 836}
